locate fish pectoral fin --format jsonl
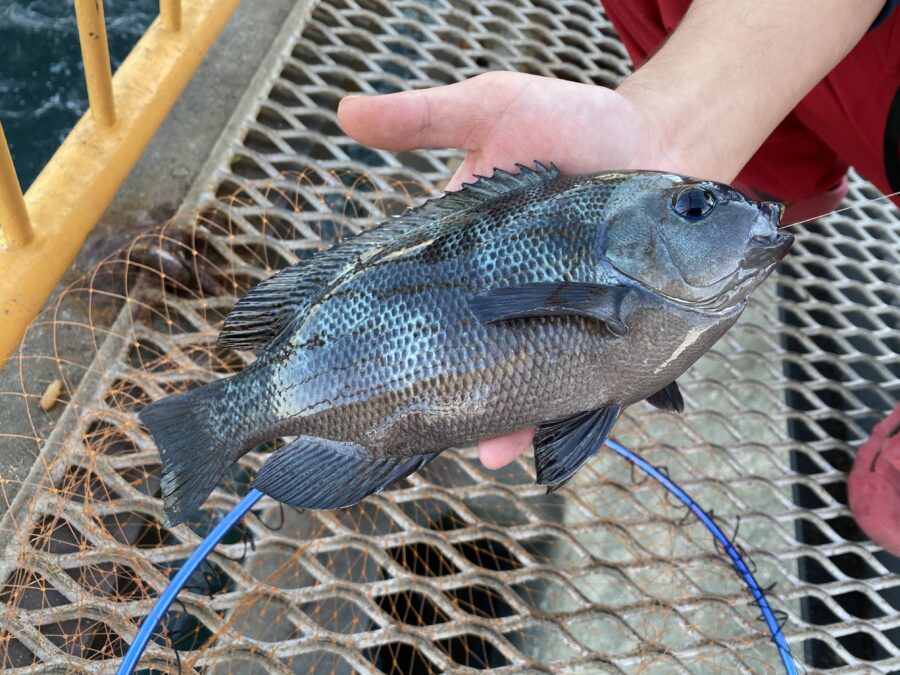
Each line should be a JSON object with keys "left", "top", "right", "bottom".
{"left": 253, "top": 436, "right": 439, "bottom": 509}
{"left": 534, "top": 403, "right": 623, "bottom": 492}
{"left": 645, "top": 381, "right": 685, "bottom": 413}
{"left": 467, "top": 282, "right": 633, "bottom": 336}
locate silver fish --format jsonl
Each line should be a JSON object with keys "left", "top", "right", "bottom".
{"left": 140, "top": 164, "right": 792, "bottom": 525}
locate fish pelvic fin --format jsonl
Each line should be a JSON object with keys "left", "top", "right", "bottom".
{"left": 534, "top": 403, "right": 623, "bottom": 492}
{"left": 253, "top": 436, "right": 439, "bottom": 509}
{"left": 139, "top": 379, "right": 236, "bottom": 527}
{"left": 645, "top": 380, "right": 685, "bottom": 413}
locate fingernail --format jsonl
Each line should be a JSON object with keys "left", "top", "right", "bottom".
{"left": 337, "top": 96, "right": 365, "bottom": 113}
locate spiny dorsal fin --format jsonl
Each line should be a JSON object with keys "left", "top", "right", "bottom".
{"left": 400, "top": 161, "right": 561, "bottom": 225}
{"left": 217, "top": 162, "right": 562, "bottom": 351}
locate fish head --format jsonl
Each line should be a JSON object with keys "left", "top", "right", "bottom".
{"left": 599, "top": 172, "right": 793, "bottom": 311}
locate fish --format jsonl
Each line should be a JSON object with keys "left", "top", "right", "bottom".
{"left": 139, "top": 164, "right": 792, "bottom": 526}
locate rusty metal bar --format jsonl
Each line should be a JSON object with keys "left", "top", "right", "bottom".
{"left": 0, "top": 122, "right": 32, "bottom": 249}
{"left": 73, "top": 0, "right": 116, "bottom": 126}
{"left": 161, "top": 0, "right": 183, "bottom": 32}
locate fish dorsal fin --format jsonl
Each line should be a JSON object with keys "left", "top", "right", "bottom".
{"left": 407, "top": 161, "right": 561, "bottom": 222}
{"left": 217, "top": 162, "right": 561, "bottom": 351}
{"left": 216, "top": 264, "right": 328, "bottom": 351}
{"left": 217, "top": 211, "right": 431, "bottom": 351}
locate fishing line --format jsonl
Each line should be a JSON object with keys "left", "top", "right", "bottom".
{"left": 779, "top": 189, "right": 900, "bottom": 228}
{"left": 117, "top": 443, "right": 797, "bottom": 674}
{"left": 117, "top": 488, "right": 264, "bottom": 674}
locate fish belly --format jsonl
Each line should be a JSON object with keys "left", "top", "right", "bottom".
{"left": 287, "top": 315, "right": 621, "bottom": 455}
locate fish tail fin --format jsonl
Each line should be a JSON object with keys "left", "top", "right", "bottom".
{"left": 139, "top": 379, "right": 238, "bottom": 527}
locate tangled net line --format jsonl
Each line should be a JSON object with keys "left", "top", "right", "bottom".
{"left": 1, "top": 168, "right": 800, "bottom": 673}
{"left": 118, "top": 442, "right": 797, "bottom": 674}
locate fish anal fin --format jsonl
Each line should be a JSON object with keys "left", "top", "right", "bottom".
{"left": 534, "top": 404, "right": 623, "bottom": 491}
{"left": 253, "top": 437, "right": 438, "bottom": 509}
{"left": 467, "top": 282, "right": 632, "bottom": 336}
{"left": 645, "top": 381, "right": 685, "bottom": 413}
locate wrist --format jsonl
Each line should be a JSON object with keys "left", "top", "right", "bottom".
{"left": 615, "top": 78, "right": 703, "bottom": 179}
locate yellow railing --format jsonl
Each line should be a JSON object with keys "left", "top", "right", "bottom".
{"left": 0, "top": 0, "right": 241, "bottom": 366}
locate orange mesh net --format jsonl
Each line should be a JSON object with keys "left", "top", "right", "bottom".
{"left": 0, "top": 0, "right": 898, "bottom": 672}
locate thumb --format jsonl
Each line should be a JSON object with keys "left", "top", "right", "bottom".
{"left": 336, "top": 73, "right": 519, "bottom": 153}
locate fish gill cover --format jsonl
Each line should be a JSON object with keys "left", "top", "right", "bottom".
{"left": 0, "top": 0, "right": 897, "bottom": 673}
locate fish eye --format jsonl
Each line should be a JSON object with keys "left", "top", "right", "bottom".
{"left": 672, "top": 186, "right": 717, "bottom": 221}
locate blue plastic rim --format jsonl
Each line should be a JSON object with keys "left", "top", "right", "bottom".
{"left": 605, "top": 439, "right": 798, "bottom": 675}
{"left": 117, "top": 489, "right": 264, "bottom": 674}
{"left": 118, "top": 443, "right": 797, "bottom": 675}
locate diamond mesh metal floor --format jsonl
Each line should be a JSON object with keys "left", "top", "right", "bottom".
{"left": 0, "top": 0, "right": 898, "bottom": 672}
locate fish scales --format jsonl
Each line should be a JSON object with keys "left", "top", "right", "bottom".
{"left": 139, "top": 165, "right": 792, "bottom": 524}
{"left": 239, "top": 180, "right": 622, "bottom": 445}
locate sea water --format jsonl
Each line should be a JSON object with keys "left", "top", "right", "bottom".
{"left": 0, "top": 0, "right": 157, "bottom": 189}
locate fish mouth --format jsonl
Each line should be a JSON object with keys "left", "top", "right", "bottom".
{"left": 744, "top": 232, "right": 794, "bottom": 267}
{"left": 612, "top": 264, "right": 752, "bottom": 317}
{"left": 639, "top": 232, "right": 794, "bottom": 314}
{"left": 693, "top": 232, "right": 794, "bottom": 311}
{"left": 608, "top": 229, "right": 794, "bottom": 316}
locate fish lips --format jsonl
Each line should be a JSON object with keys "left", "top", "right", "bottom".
{"left": 744, "top": 232, "right": 794, "bottom": 268}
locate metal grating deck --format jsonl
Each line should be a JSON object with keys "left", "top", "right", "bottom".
{"left": 0, "top": 0, "right": 898, "bottom": 672}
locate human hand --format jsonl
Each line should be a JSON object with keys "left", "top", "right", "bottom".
{"left": 338, "top": 71, "right": 690, "bottom": 191}
{"left": 337, "top": 71, "right": 688, "bottom": 470}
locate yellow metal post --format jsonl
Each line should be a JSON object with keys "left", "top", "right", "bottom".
{"left": 0, "top": 123, "right": 32, "bottom": 249}
{"left": 0, "top": 0, "right": 241, "bottom": 366}
{"left": 74, "top": 0, "right": 116, "bottom": 126}
{"left": 161, "top": 0, "right": 182, "bottom": 31}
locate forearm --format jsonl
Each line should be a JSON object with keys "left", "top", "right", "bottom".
{"left": 617, "top": 0, "right": 884, "bottom": 182}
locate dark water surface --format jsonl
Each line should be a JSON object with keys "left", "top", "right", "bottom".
{"left": 0, "top": 1, "right": 157, "bottom": 189}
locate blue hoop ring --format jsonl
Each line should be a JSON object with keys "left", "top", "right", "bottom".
{"left": 118, "top": 441, "right": 797, "bottom": 674}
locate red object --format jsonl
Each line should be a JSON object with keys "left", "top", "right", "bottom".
{"left": 601, "top": 1, "right": 900, "bottom": 213}
{"left": 733, "top": 175, "right": 849, "bottom": 227}
{"left": 848, "top": 404, "right": 900, "bottom": 557}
